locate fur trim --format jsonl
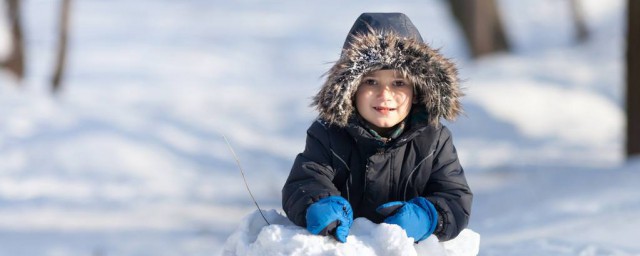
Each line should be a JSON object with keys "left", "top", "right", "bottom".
{"left": 311, "top": 30, "right": 463, "bottom": 127}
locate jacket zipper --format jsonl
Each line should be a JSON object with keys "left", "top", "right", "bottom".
{"left": 331, "top": 149, "right": 351, "bottom": 202}
{"left": 403, "top": 150, "right": 435, "bottom": 201}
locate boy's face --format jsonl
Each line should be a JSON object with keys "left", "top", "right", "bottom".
{"left": 355, "top": 69, "right": 414, "bottom": 132}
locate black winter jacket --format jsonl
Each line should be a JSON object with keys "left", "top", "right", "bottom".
{"left": 282, "top": 118, "right": 472, "bottom": 241}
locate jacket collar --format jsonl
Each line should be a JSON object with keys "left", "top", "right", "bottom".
{"left": 345, "top": 107, "right": 430, "bottom": 152}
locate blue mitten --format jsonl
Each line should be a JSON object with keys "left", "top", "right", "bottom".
{"left": 306, "top": 196, "right": 353, "bottom": 243}
{"left": 376, "top": 197, "right": 438, "bottom": 242}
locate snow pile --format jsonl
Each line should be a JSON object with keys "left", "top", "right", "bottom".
{"left": 222, "top": 210, "right": 479, "bottom": 256}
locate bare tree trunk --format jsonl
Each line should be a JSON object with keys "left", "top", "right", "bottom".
{"left": 1, "top": 0, "right": 24, "bottom": 81}
{"left": 570, "top": 0, "right": 589, "bottom": 43}
{"left": 627, "top": 0, "right": 640, "bottom": 158}
{"left": 52, "top": 0, "right": 71, "bottom": 93}
{"left": 448, "top": 0, "right": 509, "bottom": 58}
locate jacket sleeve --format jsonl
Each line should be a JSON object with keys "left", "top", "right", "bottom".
{"left": 423, "top": 126, "right": 473, "bottom": 241}
{"left": 282, "top": 121, "right": 342, "bottom": 227}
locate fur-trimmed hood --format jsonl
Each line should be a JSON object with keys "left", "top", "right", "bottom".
{"left": 312, "top": 13, "right": 462, "bottom": 127}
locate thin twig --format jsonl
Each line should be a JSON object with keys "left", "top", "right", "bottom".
{"left": 223, "top": 135, "right": 270, "bottom": 225}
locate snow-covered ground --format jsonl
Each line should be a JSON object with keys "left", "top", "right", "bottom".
{"left": 1, "top": 0, "right": 637, "bottom": 255}
{"left": 222, "top": 210, "right": 480, "bottom": 256}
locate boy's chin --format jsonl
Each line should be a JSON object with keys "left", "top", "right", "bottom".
{"left": 368, "top": 120, "right": 399, "bottom": 129}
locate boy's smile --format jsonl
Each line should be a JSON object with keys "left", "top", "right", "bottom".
{"left": 373, "top": 106, "right": 395, "bottom": 114}
{"left": 355, "top": 69, "right": 414, "bottom": 134}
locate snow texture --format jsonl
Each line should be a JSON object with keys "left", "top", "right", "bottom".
{"left": 0, "top": 0, "right": 638, "bottom": 255}
{"left": 222, "top": 210, "right": 479, "bottom": 256}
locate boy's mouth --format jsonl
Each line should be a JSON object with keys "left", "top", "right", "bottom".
{"left": 373, "top": 106, "right": 396, "bottom": 114}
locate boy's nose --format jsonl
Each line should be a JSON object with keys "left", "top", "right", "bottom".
{"left": 377, "top": 85, "right": 393, "bottom": 98}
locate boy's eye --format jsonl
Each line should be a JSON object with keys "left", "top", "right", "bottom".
{"left": 393, "top": 80, "right": 406, "bottom": 87}
{"left": 363, "top": 79, "right": 377, "bottom": 85}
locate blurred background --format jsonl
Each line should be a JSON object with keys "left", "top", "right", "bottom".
{"left": 1, "top": 0, "right": 638, "bottom": 255}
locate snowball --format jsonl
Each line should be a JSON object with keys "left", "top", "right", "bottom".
{"left": 222, "top": 209, "right": 480, "bottom": 256}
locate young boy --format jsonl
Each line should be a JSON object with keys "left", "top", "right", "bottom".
{"left": 282, "top": 13, "right": 472, "bottom": 243}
